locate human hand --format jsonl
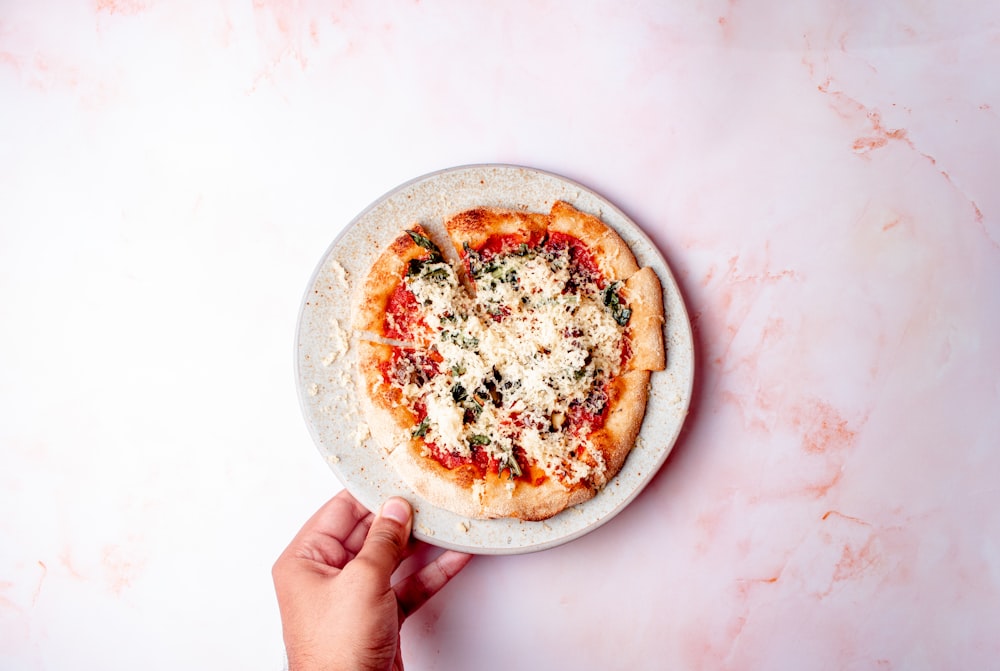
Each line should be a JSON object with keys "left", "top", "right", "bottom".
{"left": 272, "top": 490, "right": 472, "bottom": 671}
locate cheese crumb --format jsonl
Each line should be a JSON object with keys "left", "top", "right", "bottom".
{"left": 456, "top": 521, "right": 470, "bottom": 533}
{"left": 326, "top": 454, "right": 341, "bottom": 464}
{"left": 330, "top": 260, "right": 350, "bottom": 287}
{"left": 355, "top": 422, "right": 371, "bottom": 447}
{"left": 307, "top": 383, "right": 320, "bottom": 397}
{"left": 322, "top": 318, "right": 350, "bottom": 366}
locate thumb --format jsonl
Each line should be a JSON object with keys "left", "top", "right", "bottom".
{"left": 354, "top": 497, "right": 413, "bottom": 579}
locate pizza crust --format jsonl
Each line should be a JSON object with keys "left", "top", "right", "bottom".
{"left": 390, "top": 440, "right": 595, "bottom": 521}
{"left": 623, "top": 266, "right": 666, "bottom": 372}
{"left": 389, "top": 441, "right": 484, "bottom": 518}
{"left": 444, "top": 207, "right": 548, "bottom": 254}
{"left": 479, "top": 471, "right": 594, "bottom": 521}
{"left": 590, "top": 369, "right": 652, "bottom": 479}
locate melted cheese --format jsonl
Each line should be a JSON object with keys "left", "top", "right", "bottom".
{"left": 400, "top": 247, "right": 627, "bottom": 486}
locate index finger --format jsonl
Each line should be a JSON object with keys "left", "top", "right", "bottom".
{"left": 283, "top": 489, "right": 374, "bottom": 565}
{"left": 393, "top": 550, "right": 473, "bottom": 617}
{"left": 297, "top": 489, "right": 371, "bottom": 539}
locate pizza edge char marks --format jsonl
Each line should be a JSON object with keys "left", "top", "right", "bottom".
{"left": 353, "top": 201, "right": 665, "bottom": 521}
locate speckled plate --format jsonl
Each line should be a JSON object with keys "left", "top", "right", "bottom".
{"left": 295, "top": 164, "right": 693, "bottom": 554}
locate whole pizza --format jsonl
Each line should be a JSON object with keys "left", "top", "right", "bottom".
{"left": 353, "top": 201, "right": 665, "bottom": 521}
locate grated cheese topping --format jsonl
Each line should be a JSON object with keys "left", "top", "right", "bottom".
{"left": 396, "top": 240, "right": 628, "bottom": 485}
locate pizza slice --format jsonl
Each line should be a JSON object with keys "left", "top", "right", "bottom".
{"left": 547, "top": 199, "right": 640, "bottom": 283}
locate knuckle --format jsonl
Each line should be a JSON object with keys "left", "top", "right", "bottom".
{"left": 368, "top": 525, "right": 406, "bottom": 553}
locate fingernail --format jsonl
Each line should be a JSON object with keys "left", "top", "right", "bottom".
{"left": 381, "top": 497, "right": 411, "bottom": 525}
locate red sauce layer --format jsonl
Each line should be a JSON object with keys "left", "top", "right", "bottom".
{"left": 544, "top": 231, "right": 603, "bottom": 288}
{"left": 384, "top": 283, "right": 421, "bottom": 341}
{"left": 567, "top": 382, "right": 611, "bottom": 432}
{"left": 474, "top": 231, "right": 547, "bottom": 261}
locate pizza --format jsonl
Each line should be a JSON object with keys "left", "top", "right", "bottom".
{"left": 353, "top": 201, "right": 665, "bottom": 520}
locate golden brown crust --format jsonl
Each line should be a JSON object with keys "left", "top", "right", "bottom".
{"left": 590, "top": 369, "right": 652, "bottom": 479}
{"left": 548, "top": 201, "right": 640, "bottom": 281}
{"left": 389, "top": 442, "right": 485, "bottom": 517}
{"left": 390, "top": 441, "right": 595, "bottom": 520}
{"left": 623, "top": 266, "right": 666, "bottom": 372}
{"left": 352, "top": 224, "right": 436, "bottom": 339}
{"left": 479, "top": 472, "right": 594, "bottom": 521}
{"left": 444, "top": 207, "right": 549, "bottom": 255}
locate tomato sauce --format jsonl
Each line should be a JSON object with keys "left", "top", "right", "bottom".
{"left": 620, "top": 335, "right": 633, "bottom": 368}
{"left": 378, "top": 359, "right": 392, "bottom": 384}
{"left": 544, "top": 231, "right": 604, "bottom": 288}
{"left": 567, "top": 382, "right": 611, "bottom": 431}
{"left": 474, "top": 231, "right": 546, "bottom": 261}
{"left": 424, "top": 440, "right": 538, "bottom": 483}
{"left": 427, "top": 443, "right": 491, "bottom": 475}
{"left": 384, "top": 283, "right": 421, "bottom": 341}
{"left": 429, "top": 446, "right": 466, "bottom": 470}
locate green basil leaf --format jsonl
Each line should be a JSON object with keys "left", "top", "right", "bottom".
{"left": 406, "top": 230, "right": 443, "bottom": 261}
{"left": 423, "top": 267, "right": 450, "bottom": 282}
{"left": 406, "top": 259, "right": 425, "bottom": 277}
{"left": 498, "top": 452, "right": 522, "bottom": 479}
{"left": 602, "top": 281, "right": 631, "bottom": 325}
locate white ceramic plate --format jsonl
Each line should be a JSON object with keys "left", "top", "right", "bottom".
{"left": 295, "top": 164, "right": 693, "bottom": 554}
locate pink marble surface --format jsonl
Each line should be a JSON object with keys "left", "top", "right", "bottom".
{"left": 2, "top": 1, "right": 998, "bottom": 669}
